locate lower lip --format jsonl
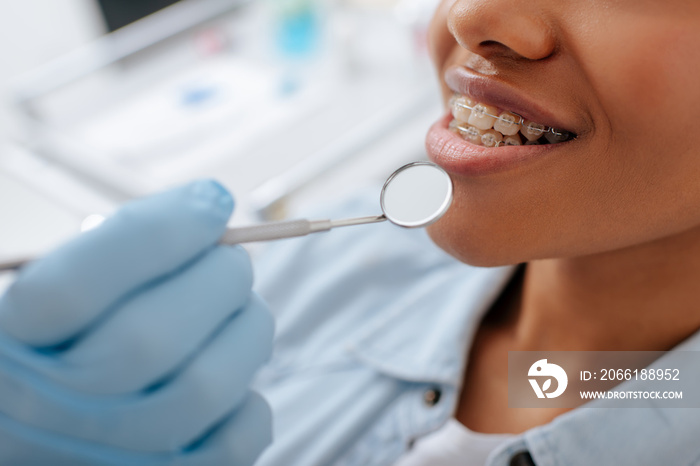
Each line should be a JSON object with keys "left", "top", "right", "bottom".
{"left": 426, "top": 113, "right": 570, "bottom": 177}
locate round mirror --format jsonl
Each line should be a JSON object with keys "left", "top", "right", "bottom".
{"left": 380, "top": 162, "right": 453, "bottom": 228}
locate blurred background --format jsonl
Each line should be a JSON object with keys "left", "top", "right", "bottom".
{"left": 0, "top": 0, "right": 442, "bottom": 265}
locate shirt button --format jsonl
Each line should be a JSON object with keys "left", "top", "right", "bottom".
{"left": 423, "top": 387, "right": 441, "bottom": 407}
{"left": 510, "top": 451, "right": 536, "bottom": 466}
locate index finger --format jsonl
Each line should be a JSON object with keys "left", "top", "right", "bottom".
{"left": 0, "top": 180, "right": 234, "bottom": 347}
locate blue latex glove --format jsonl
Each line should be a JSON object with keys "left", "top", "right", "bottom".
{"left": 0, "top": 180, "right": 274, "bottom": 465}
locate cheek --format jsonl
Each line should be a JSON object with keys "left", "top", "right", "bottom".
{"left": 571, "top": 14, "right": 700, "bottom": 228}
{"left": 580, "top": 16, "right": 700, "bottom": 148}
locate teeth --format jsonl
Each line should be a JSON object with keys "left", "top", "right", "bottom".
{"left": 521, "top": 120, "right": 546, "bottom": 141}
{"left": 451, "top": 96, "right": 473, "bottom": 123}
{"left": 462, "top": 125, "right": 485, "bottom": 145}
{"left": 545, "top": 130, "right": 572, "bottom": 144}
{"left": 480, "top": 129, "right": 503, "bottom": 147}
{"left": 449, "top": 94, "right": 575, "bottom": 147}
{"left": 468, "top": 103, "right": 499, "bottom": 130}
{"left": 503, "top": 134, "right": 523, "bottom": 146}
{"left": 493, "top": 112, "right": 522, "bottom": 136}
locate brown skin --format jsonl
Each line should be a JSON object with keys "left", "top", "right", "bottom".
{"left": 425, "top": 0, "right": 700, "bottom": 433}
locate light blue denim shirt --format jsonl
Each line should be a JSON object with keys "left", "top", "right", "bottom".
{"left": 252, "top": 190, "right": 700, "bottom": 466}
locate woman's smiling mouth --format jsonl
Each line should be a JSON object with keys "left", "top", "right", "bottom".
{"left": 448, "top": 94, "right": 576, "bottom": 147}
{"left": 426, "top": 67, "right": 583, "bottom": 177}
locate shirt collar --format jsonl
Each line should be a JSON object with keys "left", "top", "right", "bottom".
{"left": 348, "top": 257, "right": 700, "bottom": 464}
{"left": 347, "top": 263, "right": 516, "bottom": 386}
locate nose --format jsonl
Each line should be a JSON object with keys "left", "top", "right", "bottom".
{"left": 447, "top": 0, "right": 556, "bottom": 61}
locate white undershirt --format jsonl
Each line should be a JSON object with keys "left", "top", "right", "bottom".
{"left": 394, "top": 419, "right": 514, "bottom": 466}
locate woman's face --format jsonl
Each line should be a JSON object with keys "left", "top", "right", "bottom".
{"left": 425, "top": 0, "right": 700, "bottom": 267}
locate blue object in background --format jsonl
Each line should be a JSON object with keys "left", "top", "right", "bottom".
{"left": 180, "top": 82, "right": 220, "bottom": 108}
{"left": 274, "top": 0, "right": 321, "bottom": 58}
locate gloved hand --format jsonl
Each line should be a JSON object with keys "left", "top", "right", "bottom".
{"left": 0, "top": 180, "right": 274, "bottom": 465}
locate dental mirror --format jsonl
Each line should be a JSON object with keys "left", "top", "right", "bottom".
{"left": 380, "top": 162, "right": 453, "bottom": 228}
{"left": 0, "top": 162, "right": 453, "bottom": 271}
{"left": 218, "top": 161, "right": 453, "bottom": 243}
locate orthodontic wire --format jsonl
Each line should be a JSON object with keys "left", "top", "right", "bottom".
{"left": 451, "top": 121, "right": 514, "bottom": 147}
{"left": 452, "top": 99, "right": 567, "bottom": 138}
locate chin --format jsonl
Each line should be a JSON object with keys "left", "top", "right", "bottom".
{"left": 426, "top": 217, "right": 527, "bottom": 268}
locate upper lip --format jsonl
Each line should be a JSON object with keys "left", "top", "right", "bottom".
{"left": 445, "top": 66, "right": 575, "bottom": 133}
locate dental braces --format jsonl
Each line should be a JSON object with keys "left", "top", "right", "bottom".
{"left": 449, "top": 96, "right": 571, "bottom": 147}
{"left": 450, "top": 121, "right": 515, "bottom": 147}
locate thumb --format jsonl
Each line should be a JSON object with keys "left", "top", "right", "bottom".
{"left": 0, "top": 180, "right": 234, "bottom": 347}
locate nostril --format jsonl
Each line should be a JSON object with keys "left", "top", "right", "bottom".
{"left": 480, "top": 40, "right": 504, "bottom": 48}
{"left": 478, "top": 40, "right": 523, "bottom": 61}
{"left": 447, "top": 1, "right": 556, "bottom": 62}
